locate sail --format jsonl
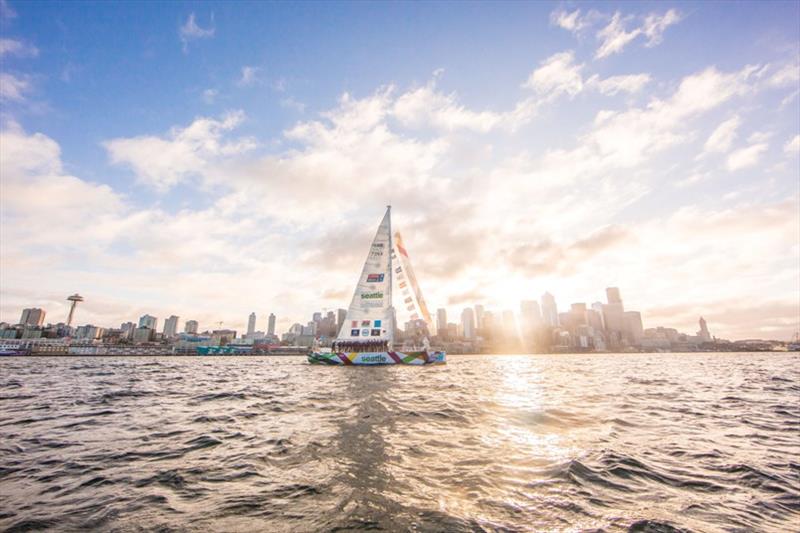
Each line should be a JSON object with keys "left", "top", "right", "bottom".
{"left": 337, "top": 208, "right": 394, "bottom": 342}
{"left": 392, "top": 231, "right": 434, "bottom": 329}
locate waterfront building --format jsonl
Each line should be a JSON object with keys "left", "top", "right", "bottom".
{"left": 247, "top": 312, "right": 256, "bottom": 336}
{"left": 163, "top": 315, "right": 179, "bottom": 338}
{"left": 132, "top": 327, "right": 154, "bottom": 343}
{"left": 120, "top": 322, "right": 136, "bottom": 339}
{"left": 474, "top": 304, "right": 485, "bottom": 331}
{"left": 606, "top": 287, "right": 622, "bottom": 305}
{"left": 75, "top": 325, "right": 104, "bottom": 340}
{"left": 185, "top": 320, "right": 199, "bottom": 334}
{"left": 541, "top": 292, "right": 558, "bottom": 327}
{"left": 461, "top": 308, "right": 475, "bottom": 339}
{"left": 336, "top": 309, "right": 346, "bottom": 334}
{"left": 267, "top": 313, "right": 276, "bottom": 336}
{"left": 624, "top": 311, "right": 644, "bottom": 345}
{"left": 19, "top": 308, "right": 46, "bottom": 327}
{"left": 697, "top": 317, "right": 712, "bottom": 342}
{"left": 436, "top": 308, "right": 447, "bottom": 337}
{"left": 138, "top": 314, "right": 157, "bottom": 330}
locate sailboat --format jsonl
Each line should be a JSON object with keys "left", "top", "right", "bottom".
{"left": 308, "top": 206, "right": 446, "bottom": 365}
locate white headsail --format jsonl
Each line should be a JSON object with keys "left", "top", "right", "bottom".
{"left": 336, "top": 207, "right": 394, "bottom": 343}
{"left": 392, "top": 231, "right": 434, "bottom": 331}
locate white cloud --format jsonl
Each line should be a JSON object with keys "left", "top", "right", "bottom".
{"left": 704, "top": 115, "right": 741, "bottom": 153}
{"left": 0, "top": 72, "right": 30, "bottom": 101}
{"left": 237, "top": 66, "right": 260, "bottom": 87}
{"left": 726, "top": 141, "right": 768, "bottom": 171}
{"left": 523, "top": 50, "right": 584, "bottom": 97}
{"left": 641, "top": 9, "right": 682, "bottom": 47}
{"left": 202, "top": 88, "right": 218, "bottom": 104}
{"left": 103, "top": 111, "right": 256, "bottom": 191}
{"left": 179, "top": 13, "right": 215, "bottom": 53}
{"left": 595, "top": 9, "right": 682, "bottom": 59}
{"left": 0, "top": 38, "right": 38, "bottom": 57}
{"left": 550, "top": 9, "right": 586, "bottom": 33}
{"left": 0, "top": 0, "right": 16, "bottom": 19}
{"left": 783, "top": 134, "right": 800, "bottom": 155}
{"left": 586, "top": 73, "right": 651, "bottom": 95}
{"left": 766, "top": 63, "right": 800, "bottom": 88}
{"left": 280, "top": 96, "right": 306, "bottom": 113}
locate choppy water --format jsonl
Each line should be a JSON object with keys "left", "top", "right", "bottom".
{"left": 1, "top": 353, "right": 798, "bottom": 532}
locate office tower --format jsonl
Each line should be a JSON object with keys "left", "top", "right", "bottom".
{"left": 541, "top": 292, "right": 558, "bottom": 327}
{"left": 312, "top": 312, "right": 322, "bottom": 324}
{"left": 570, "top": 303, "right": 588, "bottom": 326}
{"left": 624, "top": 311, "right": 644, "bottom": 344}
{"left": 501, "top": 309, "right": 517, "bottom": 340}
{"left": 267, "top": 313, "right": 276, "bottom": 336}
{"left": 436, "top": 308, "right": 447, "bottom": 336}
{"left": 247, "top": 312, "right": 256, "bottom": 336}
{"left": 163, "top": 315, "right": 179, "bottom": 338}
{"left": 461, "top": 307, "right": 475, "bottom": 339}
{"left": 606, "top": 287, "right": 622, "bottom": 305}
{"left": 336, "top": 308, "right": 347, "bottom": 334}
{"left": 474, "top": 304, "right": 485, "bottom": 330}
{"left": 120, "top": 321, "right": 136, "bottom": 339}
{"left": 591, "top": 302, "right": 605, "bottom": 329}
{"left": 586, "top": 308, "right": 604, "bottom": 332}
{"left": 520, "top": 300, "right": 541, "bottom": 327}
{"left": 697, "top": 317, "right": 712, "bottom": 342}
{"left": 66, "top": 294, "right": 83, "bottom": 326}
{"left": 138, "top": 314, "right": 157, "bottom": 330}
{"left": 19, "top": 308, "right": 46, "bottom": 327}
{"left": 185, "top": 320, "right": 199, "bottom": 334}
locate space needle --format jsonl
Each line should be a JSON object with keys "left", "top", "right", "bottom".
{"left": 66, "top": 294, "right": 83, "bottom": 326}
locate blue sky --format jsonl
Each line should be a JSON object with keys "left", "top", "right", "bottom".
{"left": 1, "top": 0, "right": 798, "bottom": 339}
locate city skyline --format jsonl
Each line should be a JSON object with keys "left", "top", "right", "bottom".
{"left": 1, "top": 1, "right": 798, "bottom": 340}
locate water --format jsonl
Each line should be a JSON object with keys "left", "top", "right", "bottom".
{"left": 1, "top": 353, "right": 798, "bottom": 532}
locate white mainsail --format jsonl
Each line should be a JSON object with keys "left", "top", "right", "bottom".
{"left": 336, "top": 207, "right": 394, "bottom": 343}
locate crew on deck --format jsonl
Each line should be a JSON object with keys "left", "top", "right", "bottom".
{"left": 333, "top": 340, "right": 388, "bottom": 353}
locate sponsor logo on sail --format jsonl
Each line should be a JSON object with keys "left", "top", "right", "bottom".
{"left": 361, "top": 291, "right": 383, "bottom": 299}
{"left": 404, "top": 297, "right": 413, "bottom": 304}
{"left": 361, "top": 320, "right": 371, "bottom": 327}
{"left": 399, "top": 281, "right": 407, "bottom": 288}
{"left": 373, "top": 320, "right": 382, "bottom": 327}
{"left": 370, "top": 329, "right": 381, "bottom": 336}
{"left": 351, "top": 321, "right": 358, "bottom": 328}
{"left": 351, "top": 329, "right": 360, "bottom": 337}
{"left": 361, "top": 329, "right": 370, "bottom": 336}
{"left": 367, "top": 273, "right": 384, "bottom": 283}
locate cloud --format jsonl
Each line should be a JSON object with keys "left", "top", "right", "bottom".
{"left": 595, "top": 9, "right": 682, "bottom": 59}
{"left": 0, "top": 72, "right": 29, "bottom": 101}
{"left": 202, "top": 88, "right": 218, "bottom": 104}
{"left": 586, "top": 73, "right": 651, "bottom": 95}
{"left": 0, "top": 38, "right": 38, "bottom": 57}
{"left": 704, "top": 115, "right": 741, "bottom": 153}
{"left": 784, "top": 134, "right": 800, "bottom": 155}
{"left": 280, "top": 96, "right": 306, "bottom": 113}
{"left": 523, "top": 50, "right": 584, "bottom": 97}
{"left": 550, "top": 9, "right": 588, "bottom": 34}
{"left": 237, "top": 66, "right": 260, "bottom": 87}
{"left": 726, "top": 140, "right": 768, "bottom": 171}
{"left": 179, "top": 13, "right": 215, "bottom": 53}
{"left": 0, "top": 0, "right": 16, "bottom": 20}
{"left": 766, "top": 63, "right": 800, "bottom": 88}
{"left": 103, "top": 111, "right": 256, "bottom": 191}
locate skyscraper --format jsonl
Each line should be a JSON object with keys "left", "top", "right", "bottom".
{"left": 697, "top": 317, "right": 712, "bottom": 342}
{"left": 19, "top": 308, "right": 46, "bottom": 327}
{"left": 247, "top": 312, "right": 256, "bottom": 336}
{"left": 185, "top": 320, "right": 199, "bottom": 334}
{"left": 624, "top": 311, "right": 644, "bottom": 344}
{"left": 606, "top": 287, "right": 622, "bottom": 305}
{"left": 461, "top": 308, "right": 475, "bottom": 339}
{"left": 474, "top": 304, "right": 484, "bottom": 331}
{"left": 520, "top": 300, "right": 541, "bottom": 329}
{"left": 336, "top": 308, "right": 347, "bottom": 335}
{"left": 541, "top": 292, "right": 558, "bottom": 327}
{"left": 436, "top": 308, "right": 447, "bottom": 337}
{"left": 163, "top": 315, "right": 179, "bottom": 338}
{"left": 138, "top": 314, "right": 157, "bottom": 330}
{"left": 267, "top": 313, "right": 276, "bottom": 336}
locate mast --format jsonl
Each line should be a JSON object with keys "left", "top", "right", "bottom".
{"left": 386, "top": 205, "right": 394, "bottom": 347}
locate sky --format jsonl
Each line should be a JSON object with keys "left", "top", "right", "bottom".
{"left": 0, "top": 0, "right": 798, "bottom": 340}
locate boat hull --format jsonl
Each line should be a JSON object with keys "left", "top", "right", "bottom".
{"left": 308, "top": 350, "right": 445, "bottom": 365}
